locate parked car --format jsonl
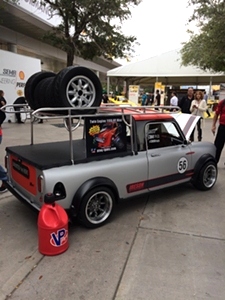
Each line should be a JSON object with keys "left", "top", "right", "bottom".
{"left": 108, "top": 95, "right": 139, "bottom": 107}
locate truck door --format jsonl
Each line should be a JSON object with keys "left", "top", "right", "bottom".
{"left": 145, "top": 121, "right": 193, "bottom": 191}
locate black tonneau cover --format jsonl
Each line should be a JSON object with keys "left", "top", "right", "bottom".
{"left": 6, "top": 139, "right": 133, "bottom": 170}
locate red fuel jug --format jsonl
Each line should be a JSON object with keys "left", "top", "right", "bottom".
{"left": 38, "top": 193, "right": 69, "bottom": 256}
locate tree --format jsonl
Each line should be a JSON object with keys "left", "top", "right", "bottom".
{"left": 180, "top": 0, "right": 225, "bottom": 72}
{"left": 39, "top": 0, "right": 142, "bottom": 66}
{"left": 0, "top": 0, "right": 19, "bottom": 13}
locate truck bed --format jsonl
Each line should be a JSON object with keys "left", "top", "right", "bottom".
{"left": 6, "top": 139, "right": 132, "bottom": 170}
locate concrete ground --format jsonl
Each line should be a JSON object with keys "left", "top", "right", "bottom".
{"left": 0, "top": 116, "right": 225, "bottom": 300}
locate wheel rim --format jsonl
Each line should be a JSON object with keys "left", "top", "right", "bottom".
{"left": 203, "top": 164, "right": 217, "bottom": 188}
{"left": 66, "top": 75, "right": 96, "bottom": 108}
{"left": 85, "top": 191, "right": 113, "bottom": 225}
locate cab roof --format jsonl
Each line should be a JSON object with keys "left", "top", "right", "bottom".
{"left": 99, "top": 105, "right": 174, "bottom": 121}
{"left": 132, "top": 113, "right": 173, "bottom": 121}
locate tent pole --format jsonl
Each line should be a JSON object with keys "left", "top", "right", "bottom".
{"left": 107, "top": 77, "right": 110, "bottom": 95}
{"left": 209, "top": 77, "right": 212, "bottom": 97}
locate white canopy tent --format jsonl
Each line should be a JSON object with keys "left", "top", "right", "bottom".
{"left": 107, "top": 50, "right": 225, "bottom": 88}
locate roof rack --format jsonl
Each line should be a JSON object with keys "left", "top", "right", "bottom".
{"left": 1, "top": 104, "right": 181, "bottom": 163}
{"left": 32, "top": 105, "right": 180, "bottom": 119}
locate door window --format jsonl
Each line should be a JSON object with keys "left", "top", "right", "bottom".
{"left": 146, "top": 122, "right": 183, "bottom": 149}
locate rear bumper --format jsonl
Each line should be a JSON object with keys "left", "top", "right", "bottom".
{"left": 5, "top": 181, "right": 71, "bottom": 219}
{"left": 5, "top": 181, "right": 40, "bottom": 214}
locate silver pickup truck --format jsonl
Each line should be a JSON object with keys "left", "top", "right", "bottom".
{"left": 3, "top": 66, "right": 218, "bottom": 228}
{"left": 4, "top": 105, "right": 217, "bottom": 228}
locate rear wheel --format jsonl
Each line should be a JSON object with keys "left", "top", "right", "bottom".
{"left": 78, "top": 187, "right": 115, "bottom": 228}
{"left": 192, "top": 161, "right": 217, "bottom": 191}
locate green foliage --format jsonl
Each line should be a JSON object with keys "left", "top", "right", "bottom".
{"left": 39, "top": 0, "right": 141, "bottom": 66}
{"left": 181, "top": 0, "right": 225, "bottom": 72}
{"left": 0, "top": 0, "right": 19, "bottom": 12}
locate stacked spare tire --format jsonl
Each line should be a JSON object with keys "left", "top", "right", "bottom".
{"left": 25, "top": 66, "right": 103, "bottom": 114}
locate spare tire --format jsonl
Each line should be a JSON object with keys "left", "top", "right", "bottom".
{"left": 25, "top": 71, "right": 56, "bottom": 110}
{"left": 34, "top": 77, "right": 58, "bottom": 108}
{"left": 33, "top": 77, "right": 64, "bottom": 115}
{"left": 53, "top": 66, "right": 102, "bottom": 113}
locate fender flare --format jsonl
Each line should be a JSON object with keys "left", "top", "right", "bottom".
{"left": 70, "top": 177, "right": 119, "bottom": 217}
{"left": 192, "top": 154, "right": 217, "bottom": 180}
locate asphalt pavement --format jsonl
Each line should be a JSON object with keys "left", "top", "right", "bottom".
{"left": 0, "top": 116, "right": 225, "bottom": 300}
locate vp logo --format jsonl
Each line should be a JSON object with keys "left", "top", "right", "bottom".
{"left": 50, "top": 228, "right": 68, "bottom": 247}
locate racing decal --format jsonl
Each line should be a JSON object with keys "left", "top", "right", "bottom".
{"left": 177, "top": 157, "right": 188, "bottom": 174}
{"left": 127, "top": 181, "right": 146, "bottom": 193}
{"left": 182, "top": 115, "right": 196, "bottom": 137}
{"left": 85, "top": 116, "right": 127, "bottom": 157}
{"left": 183, "top": 115, "right": 200, "bottom": 138}
{"left": 50, "top": 228, "right": 68, "bottom": 247}
{"left": 126, "top": 170, "right": 194, "bottom": 193}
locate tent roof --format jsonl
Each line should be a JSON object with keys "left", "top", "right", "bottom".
{"left": 108, "top": 50, "right": 225, "bottom": 86}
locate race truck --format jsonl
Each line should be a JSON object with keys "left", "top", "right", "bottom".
{"left": 3, "top": 66, "right": 218, "bottom": 228}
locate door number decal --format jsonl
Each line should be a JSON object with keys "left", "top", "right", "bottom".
{"left": 177, "top": 157, "right": 188, "bottom": 174}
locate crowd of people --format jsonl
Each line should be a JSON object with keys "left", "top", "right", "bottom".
{"left": 140, "top": 87, "right": 225, "bottom": 163}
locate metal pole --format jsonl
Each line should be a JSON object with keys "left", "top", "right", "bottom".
{"left": 107, "top": 77, "right": 110, "bottom": 96}
{"left": 209, "top": 77, "right": 212, "bottom": 98}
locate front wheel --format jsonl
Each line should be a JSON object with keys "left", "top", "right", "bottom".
{"left": 78, "top": 187, "right": 115, "bottom": 228}
{"left": 192, "top": 161, "right": 217, "bottom": 191}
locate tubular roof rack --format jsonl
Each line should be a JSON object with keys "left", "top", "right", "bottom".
{"left": 32, "top": 105, "right": 181, "bottom": 119}
{"left": 1, "top": 104, "right": 181, "bottom": 164}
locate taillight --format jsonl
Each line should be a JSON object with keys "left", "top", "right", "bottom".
{"left": 4, "top": 155, "right": 8, "bottom": 169}
{"left": 37, "top": 175, "right": 44, "bottom": 192}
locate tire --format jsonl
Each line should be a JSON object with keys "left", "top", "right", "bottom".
{"left": 25, "top": 71, "right": 56, "bottom": 110}
{"left": 53, "top": 66, "right": 102, "bottom": 113}
{"left": 192, "top": 161, "right": 217, "bottom": 191}
{"left": 35, "top": 77, "right": 57, "bottom": 108}
{"left": 45, "top": 77, "right": 58, "bottom": 107}
{"left": 78, "top": 186, "right": 115, "bottom": 228}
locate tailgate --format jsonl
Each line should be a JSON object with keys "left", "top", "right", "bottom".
{"left": 10, "top": 154, "right": 38, "bottom": 195}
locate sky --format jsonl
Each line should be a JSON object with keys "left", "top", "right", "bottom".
{"left": 115, "top": 0, "right": 195, "bottom": 65}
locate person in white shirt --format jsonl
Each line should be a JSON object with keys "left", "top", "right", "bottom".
{"left": 190, "top": 90, "right": 207, "bottom": 141}
{"left": 170, "top": 91, "right": 178, "bottom": 111}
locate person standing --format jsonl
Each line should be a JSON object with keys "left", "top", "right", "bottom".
{"left": 13, "top": 96, "right": 27, "bottom": 123}
{"left": 102, "top": 93, "right": 109, "bottom": 104}
{"left": 190, "top": 90, "right": 207, "bottom": 142}
{"left": 170, "top": 91, "right": 178, "bottom": 111}
{"left": 0, "top": 126, "right": 7, "bottom": 193}
{"left": 0, "top": 90, "right": 7, "bottom": 125}
{"left": 204, "top": 90, "right": 211, "bottom": 118}
{"left": 141, "top": 92, "right": 147, "bottom": 106}
{"left": 154, "top": 89, "right": 161, "bottom": 110}
{"left": 146, "top": 93, "right": 154, "bottom": 106}
{"left": 178, "top": 87, "right": 194, "bottom": 113}
{"left": 0, "top": 90, "right": 6, "bottom": 107}
{"left": 211, "top": 99, "right": 225, "bottom": 163}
